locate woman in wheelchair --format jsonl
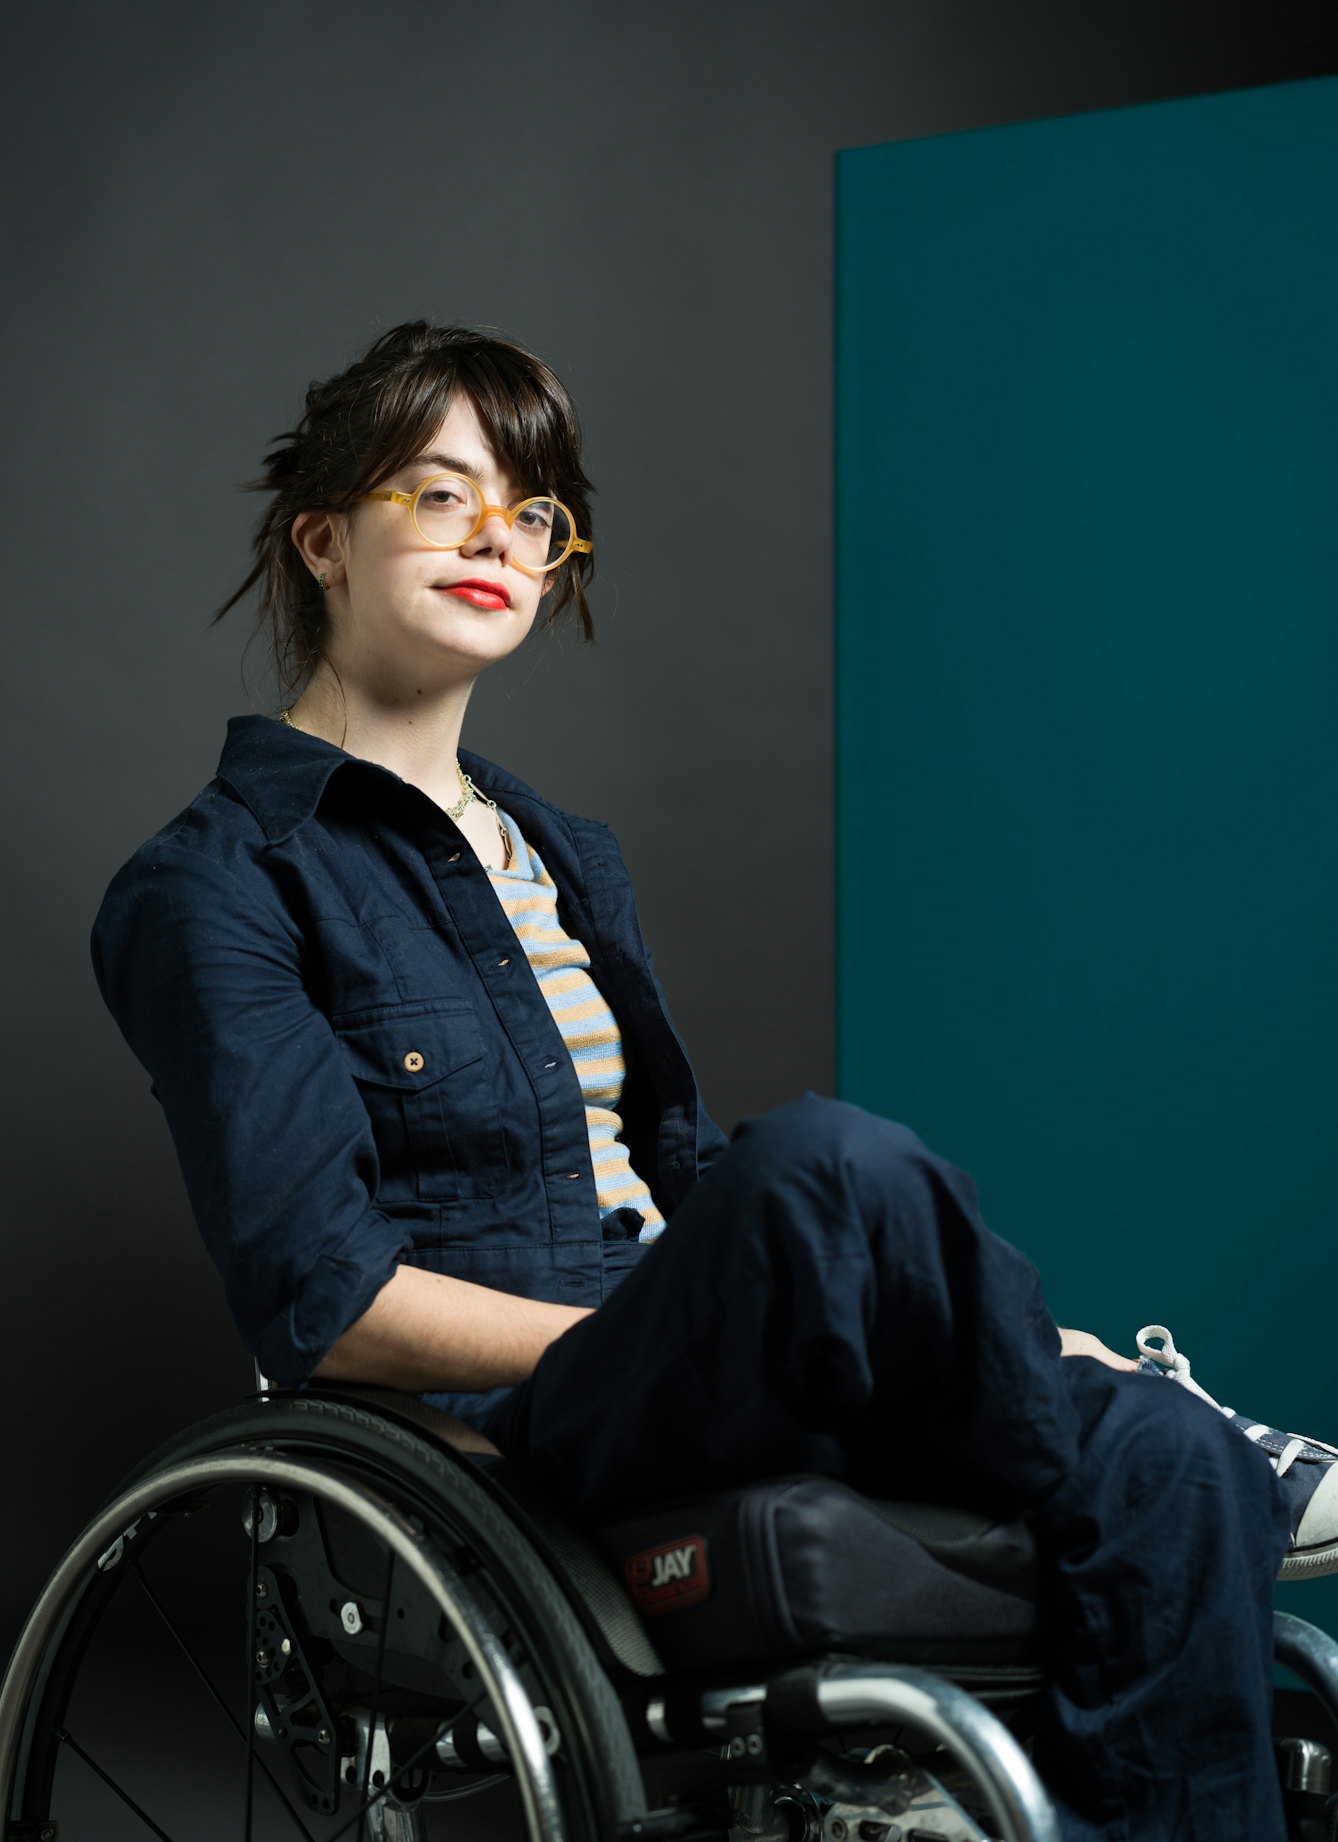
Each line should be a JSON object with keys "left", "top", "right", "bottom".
{"left": 6, "top": 322, "right": 1335, "bottom": 1842}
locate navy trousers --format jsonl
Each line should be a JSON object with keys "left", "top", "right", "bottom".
{"left": 488, "top": 1095, "right": 1292, "bottom": 1842}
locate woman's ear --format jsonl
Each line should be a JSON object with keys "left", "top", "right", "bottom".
{"left": 291, "top": 510, "right": 348, "bottom": 588}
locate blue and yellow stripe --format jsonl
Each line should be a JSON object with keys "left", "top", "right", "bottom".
{"left": 487, "top": 813, "right": 666, "bottom": 1241}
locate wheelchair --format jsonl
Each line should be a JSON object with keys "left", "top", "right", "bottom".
{"left": 2, "top": 1385, "right": 1337, "bottom": 1842}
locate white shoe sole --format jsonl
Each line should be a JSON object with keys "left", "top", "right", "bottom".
{"left": 1280, "top": 1465, "right": 1338, "bottom": 1581}
{"left": 1279, "top": 1541, "right": 1338, "bottom": 1582}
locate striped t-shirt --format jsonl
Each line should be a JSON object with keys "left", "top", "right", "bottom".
{"left": 486, "top": 812, "right": 665, "bottom": 1243}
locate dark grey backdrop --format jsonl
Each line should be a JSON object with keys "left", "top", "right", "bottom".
{"left": 2, "top": 0, "right": 1335, "bottom": 1643}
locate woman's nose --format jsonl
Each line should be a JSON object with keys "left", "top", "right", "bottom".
{"left": 460, "top": 510, "right": 512, "bottom": 558}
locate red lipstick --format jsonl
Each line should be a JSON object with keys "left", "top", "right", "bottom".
{"left": 442, "top": 576, "right": 511, "bottom": 611}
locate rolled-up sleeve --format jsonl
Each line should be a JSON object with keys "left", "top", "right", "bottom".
{"left": 92, "top": 831, "right": 410, "bottom": 1386}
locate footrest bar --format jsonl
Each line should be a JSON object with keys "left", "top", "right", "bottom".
{"left": 1275, "top": 1611, "right": 1338, "bottom": 1735}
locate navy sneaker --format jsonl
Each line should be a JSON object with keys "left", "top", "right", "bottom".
{"left": 1136, "top": 1325, "right": 1338, "bottom": 1582}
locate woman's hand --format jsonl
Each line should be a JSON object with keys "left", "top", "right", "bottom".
{"left": 1057, "top": 1327, "right": 1138, "bottom": 1372}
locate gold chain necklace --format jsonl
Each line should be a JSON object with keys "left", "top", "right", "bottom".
{"left": 277, "top": 712, "right": 512, "bottom": 869}
{"left": 443, "top": 762, "right": 475, "bottom": 821}
{"left": 451, "top": 764, "right": 515, "bottom": 870}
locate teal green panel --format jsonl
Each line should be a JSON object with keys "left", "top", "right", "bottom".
{"left": 836, "top": 77, "right": 1338, "bottom": 1639}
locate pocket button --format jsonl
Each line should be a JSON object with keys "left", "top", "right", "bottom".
{"left": 403, "top": 1051, "right": 425, "bottom": 1073}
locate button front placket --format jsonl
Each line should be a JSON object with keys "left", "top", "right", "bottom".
{"left": 419, "top": 821, "right": 600, "bottom": 1243}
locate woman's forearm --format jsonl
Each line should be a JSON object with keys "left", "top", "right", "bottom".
{"left": 312, "top": 1264, "right": 594, "bottom": 1392}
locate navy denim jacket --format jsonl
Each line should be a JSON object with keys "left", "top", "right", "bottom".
{"left": 92, "top": 716, "right": 727, "bottom": 1393}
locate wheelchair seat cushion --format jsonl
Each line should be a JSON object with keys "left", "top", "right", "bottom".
{"left": 592, "top": 1475, "right": 1038, "bottom": 1671}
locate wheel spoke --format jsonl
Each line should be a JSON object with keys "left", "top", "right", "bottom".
{"left": 357, "top": 1546, "right": 395, "bottom": 1842}
{"left": 422, "top": 1773, "right": 508, "bottom": 1803}
{"left": 245, "top": 1491, "right": 260, "bottom": 1842}
{"left": 56, "top": 1726, "right": 178, "bottom": 1842}
{"left": 132, "top": 1562, "right": 316, "bottom": 1842}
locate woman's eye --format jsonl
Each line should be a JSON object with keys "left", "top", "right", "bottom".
{"left": 515, "top": 504, "right": 553, "bottom": 532}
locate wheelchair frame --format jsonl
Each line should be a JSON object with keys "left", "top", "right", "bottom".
{"left": 2, "top": 1386, "right": 1336, "bottom": 1842}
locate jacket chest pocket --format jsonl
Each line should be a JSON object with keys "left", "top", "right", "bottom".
{"left": 333, "top": 1002, "right": 509, "bottom": 1201}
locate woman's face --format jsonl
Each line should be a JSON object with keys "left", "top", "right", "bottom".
{"left": 293, "top": 396, "right": 550, "bottom": 695}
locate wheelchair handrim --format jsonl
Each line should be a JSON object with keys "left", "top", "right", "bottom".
{"left": 0, "top": 1453, "right": 567, "bottom": 1842}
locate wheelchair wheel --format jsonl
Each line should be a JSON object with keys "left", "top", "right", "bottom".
{"left": 0, "top": 1392, "right": 647, "bottom": 1842}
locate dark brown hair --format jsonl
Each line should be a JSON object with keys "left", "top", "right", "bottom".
{"left": 217, "top": 321, "right": 595, "bottom": 693}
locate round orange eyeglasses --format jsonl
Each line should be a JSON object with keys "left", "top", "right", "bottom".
{"left": 360, "top": 471, "right": 593, "bottom": 575}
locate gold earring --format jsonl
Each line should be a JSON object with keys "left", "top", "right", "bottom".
{"left": 318, "top": 572, "right": 326, "bottom": 591}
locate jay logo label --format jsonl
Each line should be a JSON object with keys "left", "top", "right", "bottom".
{"left": 623, "top": 1534, "right": 711, "bottom": 1615}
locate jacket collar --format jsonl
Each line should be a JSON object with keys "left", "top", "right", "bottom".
{"left": 216, "top": 715, "right": 359, "bottom": 843}
{"left": 215, "top": 713, "right": 565, "bottom": 845}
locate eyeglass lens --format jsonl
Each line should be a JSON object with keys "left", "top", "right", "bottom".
{"left": 412, "top": 474, "right": 574, "bottom": 569}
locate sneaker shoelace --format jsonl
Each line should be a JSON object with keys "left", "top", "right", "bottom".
{"left": 1136, "top": 1324, "right": 1338, "bottom": 1480}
